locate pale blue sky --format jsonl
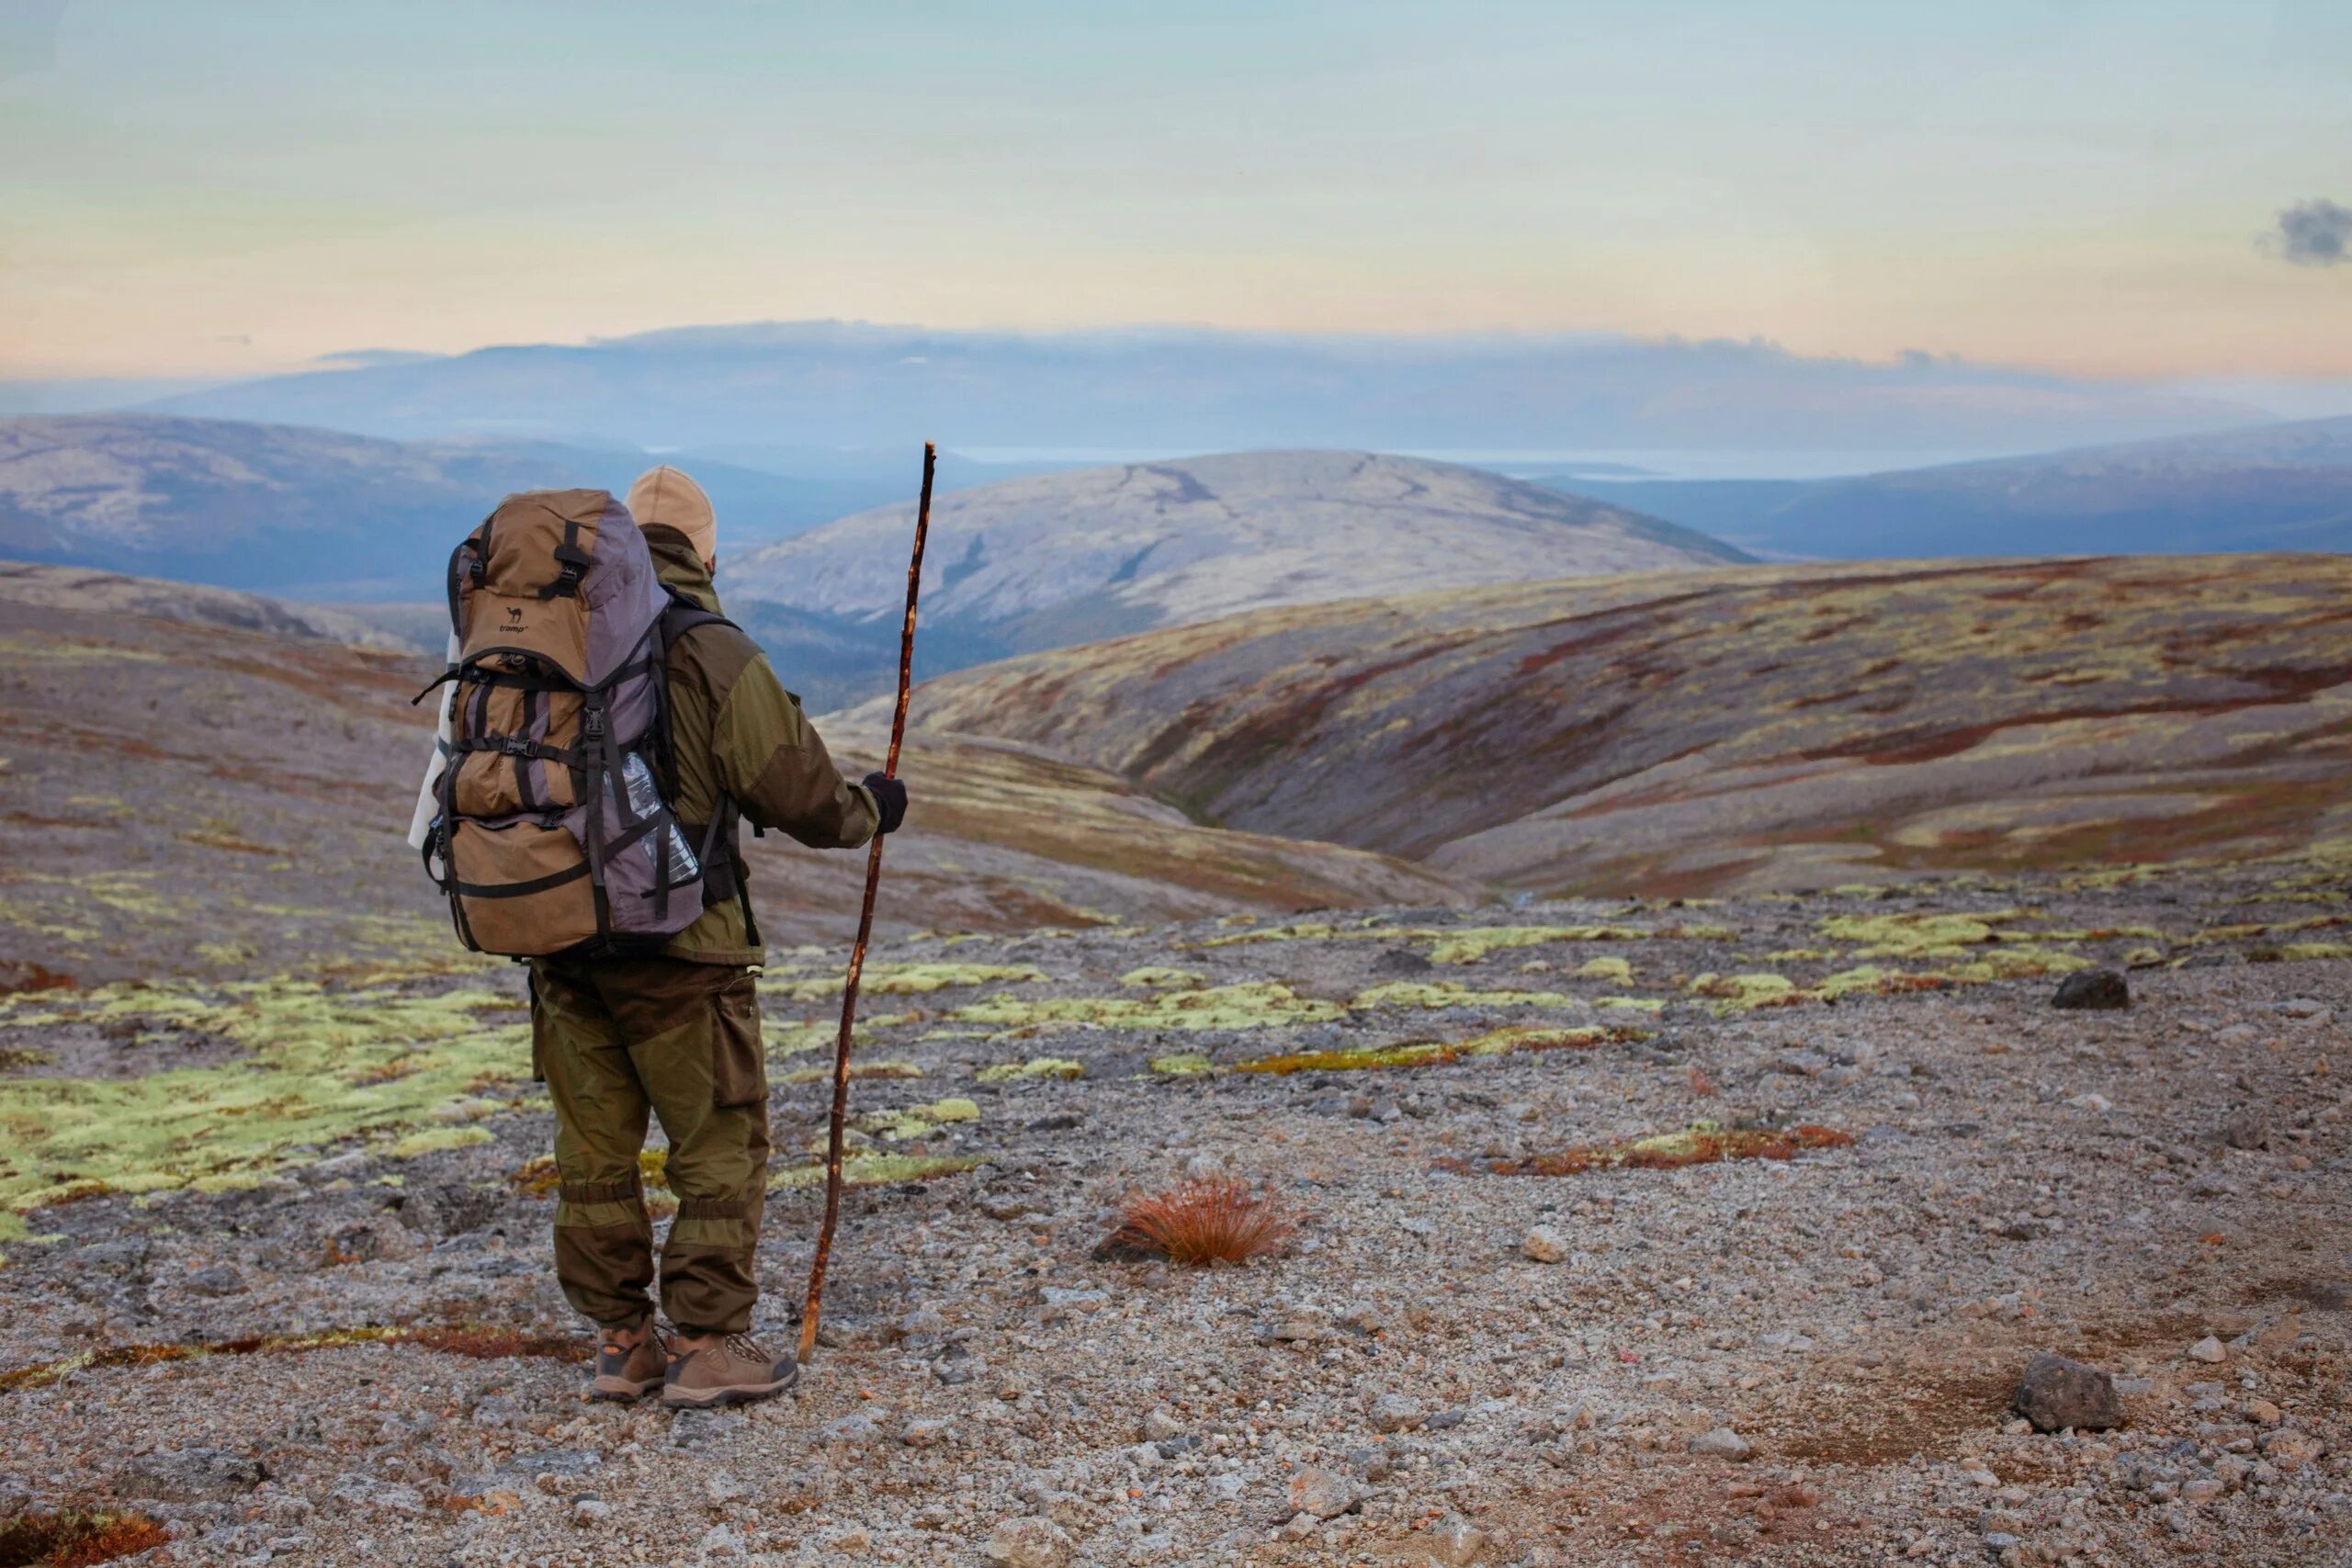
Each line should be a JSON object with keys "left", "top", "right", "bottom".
{"left": 3, "top": 0, "right": 2346, "bottom": 378}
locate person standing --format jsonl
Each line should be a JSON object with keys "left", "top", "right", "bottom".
{"left": 532, "top": 466, "right": 909, "bottom": 1407}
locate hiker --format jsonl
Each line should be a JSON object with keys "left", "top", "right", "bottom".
{"left": 410, "top": 468, "right": 907, "bottom": 1407}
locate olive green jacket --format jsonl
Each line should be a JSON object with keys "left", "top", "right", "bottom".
{"left": 644, "top": 525, "right": 877, "bottom": 964}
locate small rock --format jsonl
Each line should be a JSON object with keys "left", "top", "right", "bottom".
{"left": 901, "top": 1418, "right": 951, "bottom": 1449}
{"left": 1420, "top": 1515, "right": 1495, "bottom": 1566}
{"left": 1140, "top": 1407, "right": 1183, "bottom": 1442}
{"left": 820, "top": 1412, "right": 885, "bottom": 1446}
{"left": 1521, "top": 1225, "right": 1567, "bottom": 1264}
{"left": 2052, "top": 970, "right": 2129, "bottom": 1010}
{"left": 2257, "top": 1429, "right": 2324, "bottom": 1467}
{"left": 982, "top": 1516, "right": 1075, "bottom": 1568}
{"left": 2187, "top": 1336, "right": 2227, "bottom": 1364}
{"left": 697, "top": 1523, "right": 743, "bottom": 1557}
{"left": 1286, "top": 1465, "right": 1363, "bottom": 1519}
{"left": 1687, "top": 1427, "right": 1751, "bottom": 1461}
{"left": 117, "top": 1447, "right": 266, "bottom": 1502}
{"left": 703, "top": 1471, "right": 746, "bottom": 1509}
{"left": 2222, "top": 1107, "right": 2267, "bottom": 1151}
{"left": 181, "top": 1264, "right": 245, "bottom": 1297}
{"left": 571, "top": 1497, "right": 612, "bottom": 1526}
{"left": 2243, "top": 1398, "right": 2281, "bottom": 1426}
{"left": 1371, "top": 1392, "right": 1426, "bottom": 1433}
{"left": 1025, "top": 1112, "right": 1082, "bottom": 1133}
{"left": 2013, "top": 1352, "right": 2125, "bottom": 1433}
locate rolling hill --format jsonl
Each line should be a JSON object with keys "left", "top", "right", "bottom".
{"left": 0, "top": 559, "right": 1463, "bottom": 986}
{"left": 1546, "top": 413, "right": 2352, "bottom": 559}
{"left": 0, "top": 415, "right": 915, "bottom": 598}
{"left": 884, "top": 553, "right": 2352, "bottom": 897}
{"left": 723, "top": 450, "right": 1748, "bottom": 704}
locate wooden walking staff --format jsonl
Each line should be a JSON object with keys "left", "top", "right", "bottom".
{"left": 798, "top": 441, "right": 935, "bottom": 1366}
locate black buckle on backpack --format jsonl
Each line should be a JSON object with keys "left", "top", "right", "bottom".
{"left": 539, "top": 544, "right": 592, "bottom": 601}
{"left": 498, "top": 735, "right": 535, "bottom": 759}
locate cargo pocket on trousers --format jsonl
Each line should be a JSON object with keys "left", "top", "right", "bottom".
{"left": 710, "top": 980, "right": 766, "bottom": 1108}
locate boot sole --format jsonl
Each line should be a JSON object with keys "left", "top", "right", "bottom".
{"left": 590, "top": 1374, "right": 664, "bottom": 1402}
{"left": 662, "top": 1371, "right": 799, "bottom": 1409}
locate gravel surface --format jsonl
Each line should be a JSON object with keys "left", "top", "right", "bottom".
{"left": 2, "top": 855, "right": 2346, "bottom": 1566}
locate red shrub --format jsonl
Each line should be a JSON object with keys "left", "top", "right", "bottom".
{"left": 1101, "top": 1178, "right": 1301, "bottom": 1267}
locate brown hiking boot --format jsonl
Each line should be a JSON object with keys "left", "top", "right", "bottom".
{"left": 589, "top": 1317, "right": 669, "bottom": 1402}
{"left": 662, "top": 1332, "right": 799, "bottom": 1408}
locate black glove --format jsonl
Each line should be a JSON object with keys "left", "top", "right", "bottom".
{"left": 863, "top": 772, "right": 908, "bottom": 835}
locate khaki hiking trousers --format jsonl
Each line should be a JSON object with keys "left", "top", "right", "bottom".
{"left": 528, "top": 955, "right": 770, "bottom": 1335}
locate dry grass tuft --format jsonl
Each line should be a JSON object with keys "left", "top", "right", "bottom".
{"left": 0, "top": 1508, "right": 170, "bottom": 1567}
{"left": 1099, "top": 1177, "right": 1302, "bottom": 1267}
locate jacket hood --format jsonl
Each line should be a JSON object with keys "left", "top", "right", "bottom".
{"left": 627, "top": 466, "right": 717, "bottom": 566}
{"left": 643, "top": 525, "right": 722, "bottom": 614}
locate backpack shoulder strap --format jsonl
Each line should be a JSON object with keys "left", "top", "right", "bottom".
{"left": 657, "top": 593, "right": 738, "bottom": 656}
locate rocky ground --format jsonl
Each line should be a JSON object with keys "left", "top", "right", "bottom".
{"left": 1, "top": 844, "right": 2346, "bottom": 1567}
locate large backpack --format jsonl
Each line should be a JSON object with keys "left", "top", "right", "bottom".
{"left": 417, "top": 489, "right": 729, "bottom": 957}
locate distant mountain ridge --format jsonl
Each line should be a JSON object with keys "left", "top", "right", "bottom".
{"left": 721, "top": 449, "right": 1750, "bottom": 705}
{"left": 1547, "top": 413, "right": 2352, "bottom": 559}
{"left": 140, "top": 320, "right": 2262, "bottom": 455}
{"left": 0, "top": 414, "right": 922, "bottom": 597}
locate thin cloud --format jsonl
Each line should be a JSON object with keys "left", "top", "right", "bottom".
{"left": 2267, "top": 199, "right": 2352, "bottom": 267}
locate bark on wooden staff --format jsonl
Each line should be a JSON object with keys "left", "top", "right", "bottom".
{"left": 798, "top": 440, "right": 935, "bottom": 1366}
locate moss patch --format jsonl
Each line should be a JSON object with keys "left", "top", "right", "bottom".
{"left": 1236, "top": 1023, "right": 1645, "bottom": 1075}
{"left": 949, "top": 982, "right": 1346, "bottom": 1033}
{"left": 1118, "top": 966, "right": 1206, "bottom": 988}
{"left": 768, "top": 1153, "right": 984, "bottom": 1190}
{"left": 0, "top": 980, "right": 529, "bottom": 1216}
{"left": 1148, "top": 1053, "right": 1216, "bottom": 1077}
{"left": 764, "top": 963, "right": 1046, "bottom": 1003}
{"left": 1455, "top": 1120, "right": 1855, "bottom": 1177}
{"left": 1351, "top": 981, "right": 1576, "bottom": 1010}
{"left": 975, "top": 1056, "right": 1085, "bottom": 1083}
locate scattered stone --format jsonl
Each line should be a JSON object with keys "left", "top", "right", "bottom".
{"left": 571, "top": 1498, "right": 613, "bottom": 1526}
{"left": 1688, "top": 1427, "right": 1752, "bottom": 1461}
{"left": 2222, "top": 1107, "right": 2268, "bottom": 1150}
{"left": 1141, "top": 1407, "right": 1183, "bottom": 1442}
{"left": 2187, "top": 1336, "right": 2227, "bottom": 1365}
{"left": 1371, "top": 1392, "right": 1426, "bottom": 1433}
{"left": 2257, "top": 1429, "right": 2324, "bottom": 1467}
{"left": 2014, "top": 1352, "right": 2125, "bottom": 1433}
{"left": 1287, "top": 1465, "right": 1363, "bottom": 1519}
{"left": 982, "top": 1516, "right": 1075, "bottom": 1568}
{"left": 116, "top": 1447, "right": 265, "bottom": 1502}
{"left": 2052, "top": 970, "right": 2129, "bottom": 1010}
{"left": 1026, "top": 1112, "right": 1082, "bottom": 1133}
{"left": 180, "top": 1264, "right": 244, "bottom": 1297}
{"left": 901, "top": 1418, "right": 951, "bottom": 1449}
{"left": 1373, "top": 947, "right": 1434, "bottom": 976}
{"left": 821, "top": 1412, "right": 886, "bottom": 1447}
{"left": 1521, "top": 1225, "right": 1567, "bottom": 1263}
{"left": 2243, "top": 1398, "right": 2282, "bottom": 1426}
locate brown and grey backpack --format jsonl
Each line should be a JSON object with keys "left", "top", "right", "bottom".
{"left": 416, "top": 489, "right": 730, "bottom": 957}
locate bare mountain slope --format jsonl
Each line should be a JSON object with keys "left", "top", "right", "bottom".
{"left": 1560, "top": 412, "right": 2352, "bottom": 559}
{"left": 724, "top": 450, "right": 1747, "bottom": 695}
{"left": 0, "top": 560, "right": 1461, "bottom": 987}
{"left": 889, "top": 553, "right": 2352, "bottom": 896}
{"left": 0, "top": 414, "right": 884, "bottom": 598}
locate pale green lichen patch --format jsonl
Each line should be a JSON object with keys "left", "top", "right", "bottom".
{"left": 1351, "top": 981, "right": 1576, "bottom": 1010}
{"left": 1148, "top": 1053, "right": 1216, "bottom": 1077}
{"left": 764, "top": 963, "right": 1047, "bottom": 1003}
{"left": 855, "top": 1097, "right": 981, "bottom": 1142}
{"left": 0, "top": 980, "right": 531, "bottom": 1214}
{"left": 768, "top": 1153, "right": 984, "bottom": 1190}
{"left": 1575, "top": 956, "right": 1634, "bottom": 985}
{"left": 1816, "top": 911, "right": 2028, "bottom": 958}
{"left": 950, "top": 982, "right": 1346, "bottom": 1033}
{"left": 778, "top": 1060, "right": 922, "bottom": 1085}
{"left": 975, "top": 1056, "right": 1085, "bottom": 1083}
{"left": 1235, "top": 1023, "right": 1646, "bottom": 1075}
{"left": 1118, "top": 965, "right": 1206, "bottom": 988}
